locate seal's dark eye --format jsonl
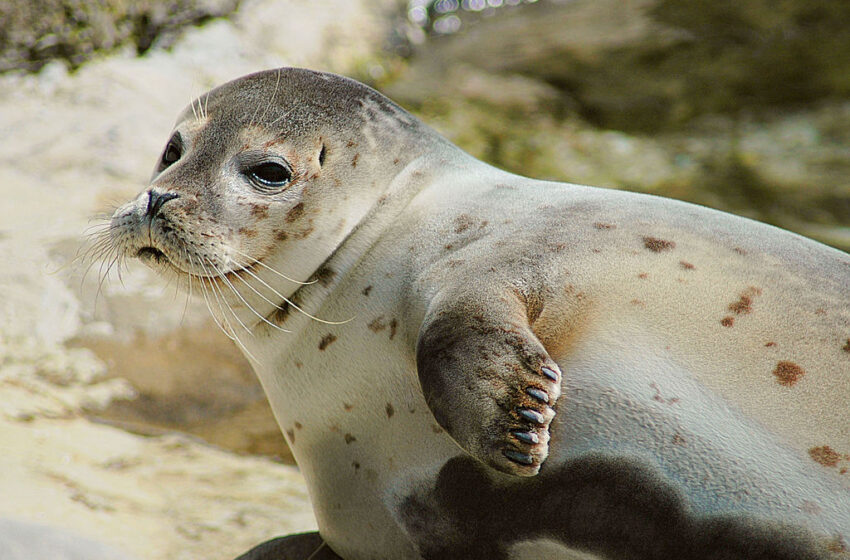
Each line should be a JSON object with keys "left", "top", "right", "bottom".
{"left": 248, "top": 162, "right": 292, "bottom": 189}
{"left": 161, "top": 137, "right": 181, "bottom": 168}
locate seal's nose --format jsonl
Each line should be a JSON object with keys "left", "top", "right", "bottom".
{"left": 146, "top": 190, "right": 179, "bottom": 220}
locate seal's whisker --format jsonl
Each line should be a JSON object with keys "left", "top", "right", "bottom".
{"left": 226, "top": 270, "right": 293, "bottom": 333}
{"left": 190, "top": 95, "right": 199, "bottom": 121}
{"left": 71, "top": 225, "right": 115, "bottom": 274}
{"left": 204, "top": 260, "right": 254, "bottom": 337}
{"left": 181, "top": 252, "right": 193, "bottom": 325}
{"left": 238, "top": 263, "right": 353, "bottom": 326}
{"left": 201, "top": 259, "right": 260, "bottom": 362}
{"left": 228, "top": 247, "right": 316, "bottom": 285}
{"left": 194, "top": 257, "right": 237, "bottom": 342}
{"left": 115, "top": 253, "right": 128, "bottom": 287}
{"left": 93, "top": 252, "right": 121, "bottom": 315}
{"left": 257, "top": 68, "right": 281, "bottom": 125}
{"left": 208, "top": 260, "right": 282, "bottom": 335}
{"left": 268, "top": 108, "right": 294, "bottom": 127}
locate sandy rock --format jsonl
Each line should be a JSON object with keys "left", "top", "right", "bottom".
{"left": 0, "top": 1, "right": 393, "bottom": 558}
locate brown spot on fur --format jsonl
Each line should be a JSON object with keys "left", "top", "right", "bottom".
{"left": 454, "top": 214, "right": 473, "bottom": 234}
{"left": 318, "top": 334, "right": 337, "bottom": 350}
{"left": 651, "top": 383, "right": 680, "bottom": 405}
{"left": 271, "top": 302, "right": 291, "bottom": 324}
{"left": 250, "top": 204, "right": 269, "bottom": 219}
{"left": 285, "top": 429, "right": 295, "bottom": 443}
{"left": 362, "top": 285, "right": 373, "bottom": 296}
{"left": 679, "top": 261, "right": 695, "bottom": 270}
{"left": 344, "top": 433, "right": 356, "bottom": 444}
{"left": 294, "top": 422, "right": 303, "bottom": 430}
{"left": 809, "top": 446, "right": 842, "bottom": 467}
{"left": 643, "top": 236, "right": 675, "bottom": 252}
{"left": 351, "top": 153, "right": 359, "bottom": 167}
{"left": 293, "top": 225, "right": 315, "bottom": 239}
{"left": 389, "top": 319, "right": 398, "bottom": 340}
{"left": 238, "top": 227, "right": 257, "bottom": 238}
{"left": 431, "top": 425, "right": 443, "bottom": 434}
{"left": 594, "top": 222, "right": 615, "bottom": 230}
{"left": 765, "top": 341, "right": 776, "bottom": 347}
{"left": 815, "top": 308, "right": 826, "bottom": 315}
{"left": 285, "top": 202, "right": 304, "bottom": 223}
{"left": 275, "top": 230, "right": 289, "bottom": 241}
{"left": 733, "top": 247, "right": 748, "bottom": 255}
{"left": 637, "top": 273, "right": 649, "bottom": 279}
{"left": 393, "top": 158, "right": 399, "bottom": 165}
{"left": 352, "top": 461, "right": 360, "bottom": 471}
{"left": 843, "top": 339, "right": 850, "bottom": 353}
{"left": 630, "top": 299, "right": 646, "bottom": 307}
{"left": 773, "top": 360, "right": 805, "bottom": 386}
{"left": 386, "top": 403, "right": 395, "bottom": 418}
{"left": 368, "top": 316, "right": 387, "bottom": 333}
{"left": 343, "top": 403, "right": 353, "bottom": 411}
{"left": 729, "top": 295, "right": 753, "bottom": 315}
{"left": 346, "top": 140, "right": 355, "bottom": 148}
{"left": 721, "top": 317, "right": 735, "bottom": 327}
{"left": 672, "top": 433, "right": 687, "bottom": 446}
{"left": 314, "top": 266, "right": 336, "bottom": 287}
{"left": 728, "top": 286, "right": 761, "bottom": 315}
{"left": 828, "top": 536, "right": 848, "bottom": 553}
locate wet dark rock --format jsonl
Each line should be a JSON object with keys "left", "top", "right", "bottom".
{"left": 0, "top": 0, "right": 241, "bottom": 73}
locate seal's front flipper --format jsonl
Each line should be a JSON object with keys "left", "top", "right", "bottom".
{"left": 416, "top": 289, "right": 562, "bottom": 476}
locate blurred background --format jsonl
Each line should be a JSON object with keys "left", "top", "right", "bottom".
{"left": 0, "top": 1, "right": 848, "bottom": 558}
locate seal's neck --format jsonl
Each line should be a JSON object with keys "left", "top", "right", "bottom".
{"left": 225, "top": 142, "right": 472, "bottom": 357}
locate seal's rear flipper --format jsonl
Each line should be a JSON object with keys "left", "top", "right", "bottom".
{"left": 416, "top": 288, "right": 562, "bottom": 476}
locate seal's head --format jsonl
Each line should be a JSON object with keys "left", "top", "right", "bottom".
{"left": 109, "top": 68, "right": 427, "bottom": 317}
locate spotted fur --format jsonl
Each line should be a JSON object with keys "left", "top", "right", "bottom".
{"left": 109, "top": 68, "right": 850, "bottom": 560}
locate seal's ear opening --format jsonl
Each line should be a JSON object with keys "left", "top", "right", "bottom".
{"left": 319, "top": 144, "right": 327, "bottom": 167}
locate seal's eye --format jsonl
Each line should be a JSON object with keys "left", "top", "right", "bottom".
{"left": 248, "top": 162, "right": 292, "bottom": 189}
{"left": 161, "top": 136, "right": 182, "bottom": 168}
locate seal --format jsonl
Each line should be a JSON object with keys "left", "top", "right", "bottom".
{"left": 107, "top": 68, "right": 850, "bottom": 559}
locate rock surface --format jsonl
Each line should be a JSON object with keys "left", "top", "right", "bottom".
{"left": 391, "top": 0, "right": 850, "bottom": 252}
{"left": 0, "top": 1, "right": 393, "bottom": 558}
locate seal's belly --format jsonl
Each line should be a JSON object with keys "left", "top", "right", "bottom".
{"left": 386, "top": 324, "right": 850, "bottom": 558}
{"left": 553, "top": 323, "right": 850, "bottom": 531}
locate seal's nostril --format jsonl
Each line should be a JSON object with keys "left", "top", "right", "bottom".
{"left": 146, "top": 190, "right": 179, "bottom": 220}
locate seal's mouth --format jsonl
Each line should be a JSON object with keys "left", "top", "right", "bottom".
{"left": 137, "top": 246, "right": 168, "bottom": 264}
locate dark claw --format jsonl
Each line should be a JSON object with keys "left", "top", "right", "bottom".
{"left": 511, "top": 430, "right": 539, "bottom": 444}
{"left": 542, "top": 366, "right": 559, "bottom": 382}
{"left": 525, "top": 387, "right": 549, "bottom": 403}
{"left": 503, "top": 449, "right": 534, "bottom": 465}
{"left": 518, "top": 408, "right": 545, "bottom": 425}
